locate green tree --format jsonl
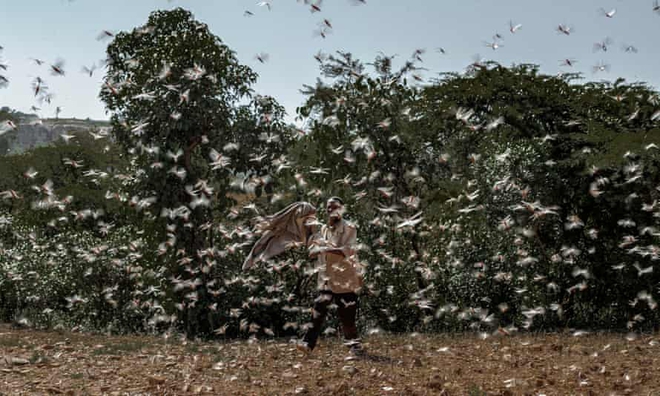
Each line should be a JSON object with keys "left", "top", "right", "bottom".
{"left": 293, "top": 57, "right": 660, "bottom": 334}
{"left": 415, "top": 63, "right": 660, "bottom": 332}
{"left": 100, "top": 8, "right": 293, "bottom": 336}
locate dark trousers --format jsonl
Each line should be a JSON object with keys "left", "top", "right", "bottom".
{"left": 302, "top": 291, "right": 360, "bottom": 350}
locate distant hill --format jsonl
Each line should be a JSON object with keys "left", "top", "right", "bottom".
{"left": 0, "top": 111, "right": 110, "bottom": 155}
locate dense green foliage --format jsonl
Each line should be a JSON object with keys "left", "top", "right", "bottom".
{"left": 2, "top": 8, "right": 660, "bottom": 339}
{"left": 99, "top": 8, "right": 298, "bottom": 336}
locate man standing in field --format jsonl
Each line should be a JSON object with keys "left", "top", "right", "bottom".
{"left": 297, "top": 196, "right": 365, "bottom": 355}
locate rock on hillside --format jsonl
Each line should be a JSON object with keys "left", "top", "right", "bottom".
{"left": 0, "top": 118, "right": 110, "bottom": 155}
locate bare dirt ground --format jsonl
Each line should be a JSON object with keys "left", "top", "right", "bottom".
{"left": 1, "top": 324, "right": 660, "bottom": 395}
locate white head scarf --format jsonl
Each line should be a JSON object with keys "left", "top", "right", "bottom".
{"left": 242, "top": 201, "right": 318, "bottom": 270}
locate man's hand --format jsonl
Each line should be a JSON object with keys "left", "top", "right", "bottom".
{"left": 308, "top": 246, "right": 326, "bottom": 259}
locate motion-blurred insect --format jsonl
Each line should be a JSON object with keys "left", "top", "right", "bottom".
{"left": 96, "top": 30, "right": 115, "bottom": 41}
{"left": 593, "top": 37, "right": 613, "bottom": 52}
{"left": 255, "top": 53, "right": 270, "bottom": 63}
{"left": 50, "top": 59, "right": 66, "bottom": 76}
{"left": 592, "top": 61, "right": 610, "bottom": 73}
{"left": 560, "top": 58, "right": 577, "bottom": 67}
{"left": 557, "top": 24, "right": 574, "bottom": 35}
{"left": 599, "top": 8, "right": 616, "bottom": 18}
{"left": 509, "top": 21, "right": 522, "bottom": 34}
{"left": 82, "top": 63, "right": 97, "bottom": 77}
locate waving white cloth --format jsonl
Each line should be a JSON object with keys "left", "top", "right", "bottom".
{"left": 242, "top": 201, "right": 318, "bottom": 270}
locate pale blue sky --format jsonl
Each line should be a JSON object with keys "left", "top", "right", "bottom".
{"left": 0, "top": 0, "right": 658, "bottom": 124}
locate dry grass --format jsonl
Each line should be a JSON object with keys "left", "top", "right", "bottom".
{"left": 2, "top": 324, "right": 660, "bottom": 395}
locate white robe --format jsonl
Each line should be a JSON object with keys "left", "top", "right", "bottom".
{"left": 311, "top": 219, "right": 364, "bottom": 294}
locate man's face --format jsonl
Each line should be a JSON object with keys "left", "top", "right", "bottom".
{"left": 326, "top": 200, "right": 343, "bottom": 220}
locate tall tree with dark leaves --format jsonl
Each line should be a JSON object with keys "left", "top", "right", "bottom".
{"left": 100, "top": 8, "right": 290, "bottom": 336}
